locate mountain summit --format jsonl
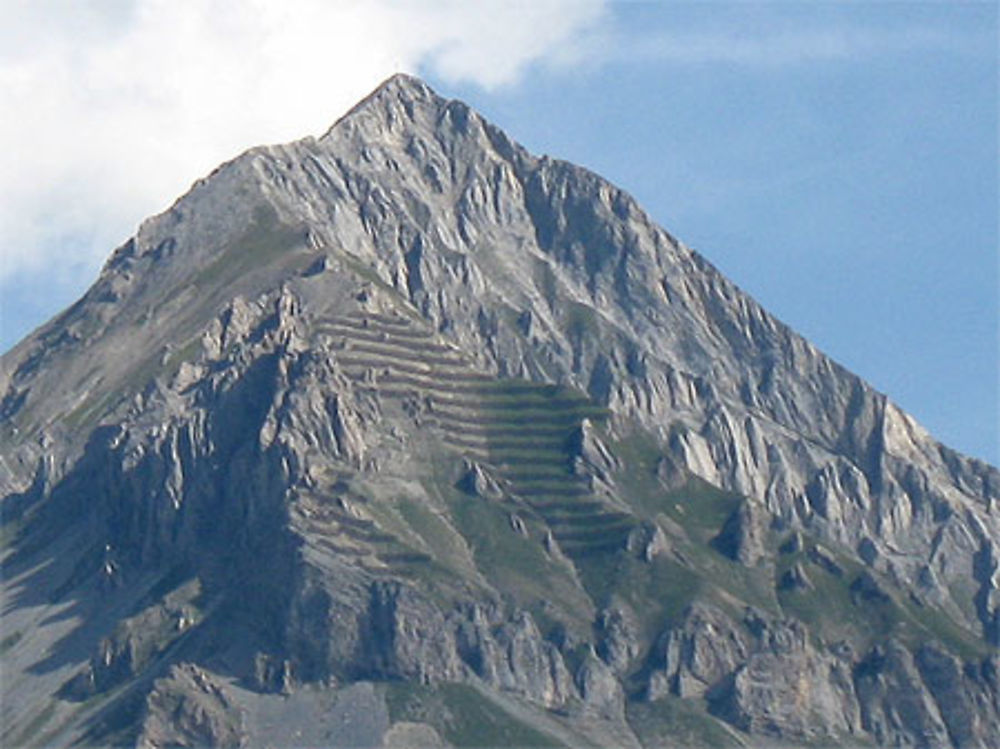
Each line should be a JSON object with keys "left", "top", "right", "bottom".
{"left": 2, "top": 75, "right": 998, "bottom": 748}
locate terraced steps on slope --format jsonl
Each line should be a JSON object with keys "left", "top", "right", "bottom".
{"left": 292, "top": 488, "right": 435, "bottom": 578}
{"left": 312, "top": 311, "right": 638, "bottom": 561}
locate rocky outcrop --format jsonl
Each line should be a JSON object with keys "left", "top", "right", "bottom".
{"left": 280, "top": 547, "right": 591, "bottom": 710}
{"left": 291, "top": 579, "right": 580, "bottom": 709}
{"left": 571, "top": 418, "right": 619, "bottom": 482}
{"left": 778, "top": 562, "right": 813, "bottom": 591}
{"left": 713, "top": 499, "right": 769, "bottom": 566}
{"left": 456, "top": 459, "right": 504, "bottom": 500}
{"left": 625, "top": 522, "right": 668, "bottom": 562}
{"left": 575, "top": 650, "right": 625, "bottom": 718}
{"left": 66, "top": 580, "right": 205, "bottom": 698}
{"left": 596, "top": 603, "right": 640, "bottom": 674}
{"left": 460, "top": 608, "right": 576, "bottom": 708}
{"left": 362, "top": 581, "right": 464, "bottom": 684}
{"left": 712, "top": 611, "right": 861, "bottom": 742}
{"left": 646, "top": 601, "right": 1000, "bottom": 747}
{"left": 137, "top": 664, "right": 244, "bottom": 749}
{"left": 647, "top": 604, "right": 750, "bottom": 701}
{"left": 914, "top": 644, "right": 1000, "bottom": 748}
{"left": 854, "top": 641, "right": 952, "bottom": 747}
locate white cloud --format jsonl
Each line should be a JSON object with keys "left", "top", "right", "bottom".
{"left": 0, "top": 0, "right": 605, "bottom": 282}
{"left": 1, "top": 0, "right": 967, "bottom": 302}
{"left": 555, "top": 18, "right": 978, "bottom": 70}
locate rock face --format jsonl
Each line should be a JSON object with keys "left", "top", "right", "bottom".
{"left": 713, "top": 499, "right": 768, "bottom": 566}
{"left": 137, "top": 665, "right": 244, "bottom": 749}
{"left": 1, "top": 74, "right": 998, "bottom": 748}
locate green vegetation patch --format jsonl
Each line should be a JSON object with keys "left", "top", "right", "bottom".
{"left": 385, "top": 682, "right": 564, "bottom": 748}
{"left": 575, "top": 552, "right": 702, "bottom": 645}
{"left": 160, "top": 337, "right": 204, "bottom": 381}
{"left": 396, "top": 499, "right": 475, "bottom": 581}
{"left": 590, "top": 424, "right": 782, "bottom": 626}
{"left": 195, "top": 204, "right": 304, "bottom": 293}
{"left": 899, "top": 596, "right": 989, "bottom": 661}
{"left": 424, "top": 450, "right": 592, "bottom": 626}
{"left": 447, "top": 488, "right": 563, "bottom": 602}
{"left": 776, "top": 539, "right": 988, "bottom": 659}
{"left": 628, "top": 695, "right": 745, "bottom": 749}
{"left": 608, "top": 427, "right": 740, "bottom": 535}
{"left": 61, "top": 389, "right": 125, "bottom": 435}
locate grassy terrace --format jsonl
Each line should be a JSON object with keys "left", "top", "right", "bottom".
{"left": 506, "top": 482, "right": 590, "bottom": 498}
{"left": 295, "top": 489, "right": 445, "bottom": 583}
{"left": 436, "top": 401, "right": 607, "bottom": 421}
{"left": 327, "top": 335, "right": 464, "bottom": 361}
{"left": 493, "top": 464, "right": 579, "bottom": 481}
{"left": 333, "top": 354, "right": 476, "bottom": 378}
{"left": 340, "top": 367, "right": 495, "bottom": 390}
{"left": 544, "top": 510, "right": 630, "bottom": 527}
{"left": 316, "top": 325, "right": 444, "bottom": 350}
{"left": 322, "top": 301, "right": 990, "bottom": 668}
{"left": 317, "top": 311, "right": 634, "bottom": 566}
{"left": 385, "top": 682, "right": 566, "bottom": 748}
{"left": 444, "top": 436, "right": 569, "bottom": 455}
{"left": 332, "top": 348, "right": 466, "bottom": 374}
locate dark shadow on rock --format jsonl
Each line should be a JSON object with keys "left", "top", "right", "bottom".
{"left": 2, "top": 352, "right": 300, "bottom": 693}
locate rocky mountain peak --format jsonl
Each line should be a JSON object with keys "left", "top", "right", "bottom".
{"left": 318, "top": 71, "right": 511, "bottom": 159}
{"left": 336, "top": 72, "right": 439, "bottom": 117}
{"left": 322, "top": 72, "right": 443, "bottom": 139}
{"left": 1, "top": 75, "right": 997, "bottom": 748}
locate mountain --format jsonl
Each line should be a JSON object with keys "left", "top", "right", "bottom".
{"left": 1, "top": 73, "right": 998, "bottom": 748}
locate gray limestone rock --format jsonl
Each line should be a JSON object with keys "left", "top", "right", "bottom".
{"left": 778, "top": 562, "right": 813, "bottom": 591}
{"left": 456, "top": 459, "right": 504, "bottom": 500}
{"left": 854, "top": 641, "right": 952, "bottom": 747}
{"left": 626, "top": 521, "right": 669, "bottom": 562}
{"left": 713, "top": 499, "right": 769, "bottom": 566}
{"left": 596, "top": 603, "right": 641, "bottom": 674}
{"left": 713, "top": 613, "right": 862, "bottom": 742}
{"left": 575, "top": 649, "right": 625, "bottom": 718}
{"left": 69, "top": 579, "right": 205, "bottom": 697}
{"left": 651, "top": 603, "right": 750, "bottom": 699}
{"left": 570, "top": 418, "right": 620, "bottom": 481}
{"left": 456, "top": 607, "right": 575, "bottom": 709}
{"left": 914, "top": 644, "right": 1000, "bottom": 748}
{"left": 137, "top": 664, "right": 245, "bottom": 749}
{"left": 363, "top": 581, "right": 464, "bottom": 684}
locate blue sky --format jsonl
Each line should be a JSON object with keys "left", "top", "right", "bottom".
{"left": 0, "top": 1, "right": 996, "bottom": 465}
